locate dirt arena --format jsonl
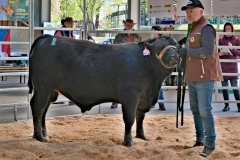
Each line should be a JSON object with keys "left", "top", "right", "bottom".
{"left": 0, "top": 114, "right": 240, "bottom": 160}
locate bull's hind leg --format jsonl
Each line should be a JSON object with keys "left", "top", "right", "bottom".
{"left": 31, "top": 91, "right": 52, "bottom": 142}
{"left": 41, "top": 100, "right": 52, "bottom": 137}
{"left": 41, "top": 91, "right": 59, "bottom": 137}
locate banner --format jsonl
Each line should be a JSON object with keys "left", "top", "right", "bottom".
{"left": 0, "top": 0, "right": 29, "bottom": 22}
{"left": 148, "top": 0, "right": 173, "bottom": 18}
{"left": 212, "top": 0, "right": 240, "bottom": 16}
{"left": 176, "top": 0, "right": 211, "bottom": 17}
{"left": 0, "top": 29, "right": 10, "bottom": 56}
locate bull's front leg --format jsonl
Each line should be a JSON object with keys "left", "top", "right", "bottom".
{"left": 122, "top": 110, "right": 135, "bottom": 147}
{"left": 121, "top": 94, "right": 139, "bottom": 147}
{"left": 136, "top": 110, "right": 146, "bottom": 140}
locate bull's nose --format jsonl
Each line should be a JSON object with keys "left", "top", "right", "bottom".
{"left": 169, "top": 55, "right": 178, "bottom": 64}
{"left": 170, "top": 55, "right": 177, "bottom": 61}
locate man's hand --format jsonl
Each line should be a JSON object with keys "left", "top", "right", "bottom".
{"left": 178, "top": 48, "right": 188, "bottom": 59}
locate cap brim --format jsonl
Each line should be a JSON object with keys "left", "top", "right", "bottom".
{"left": 181, "top": 6, "right": 195, "bottom": 11}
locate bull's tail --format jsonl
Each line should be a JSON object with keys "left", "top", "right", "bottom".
{"left": 28, "top": 34, "right": 53, "bottom": 94}
{"left": 28, "top": 76, "right": 33, "bottom": 94}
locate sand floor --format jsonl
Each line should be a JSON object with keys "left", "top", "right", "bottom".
{"left": 0, "top": 114, "right": 240, "bottom": 160}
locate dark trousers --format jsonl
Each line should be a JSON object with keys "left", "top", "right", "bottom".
{"left": 221, "top": 79, "right": 240, "bottom": 106}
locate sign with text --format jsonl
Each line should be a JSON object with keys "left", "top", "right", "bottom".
{"left": 176, "top": 0, "right": 211, "bottom": 17}
{"left": 148, "top": 0, "right": 173, "bottom": 18}
{"left": 212, "top": 0, "right": 240, "bottom": 16}
{"left": 0, "top": 0, "right": 29, "bottom": 21}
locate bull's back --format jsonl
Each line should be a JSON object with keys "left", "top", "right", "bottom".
{"left": 29, "top": 37, "right": 148, "bottom": 92}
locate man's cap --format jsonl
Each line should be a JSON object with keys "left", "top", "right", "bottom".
{"left": 181, "top": 0, "right": 204, "bottom": 11}
{"left": 123, "top": 19, "right": 137, "bottom": 25}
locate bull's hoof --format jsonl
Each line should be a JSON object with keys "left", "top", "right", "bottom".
{"left": 122, "top": 140, "right": 133, "bottom": 147}
{"left": 33, "top": 134, "right": 46, "bottom": 142}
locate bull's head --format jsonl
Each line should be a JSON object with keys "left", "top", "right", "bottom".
{"left": 138, "top": 36, "right": 179, "bottom": 68}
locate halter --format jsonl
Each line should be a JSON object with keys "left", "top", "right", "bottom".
{"left": 154, "top": 45, "right": 177, "bottom": 68}
{"left": 155, "top": 45, "right": 176, "bottom": 60}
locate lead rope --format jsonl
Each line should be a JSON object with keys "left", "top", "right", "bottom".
{"left": 176, "top": 24, "right": 192, "bottom": 128}
{"left": 176, "top": 50, "right": 186, "bottom": 128}
{"left": 176, "top": 55, "right": 182, "bottom": 128}
{"left": 180, "top": 61, "right": 186, "bottom": 126}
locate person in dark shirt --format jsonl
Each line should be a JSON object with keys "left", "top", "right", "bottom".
{"left": 54, "top": 17, "right": 74, "bottom": 38}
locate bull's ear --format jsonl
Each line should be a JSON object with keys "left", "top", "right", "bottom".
{"left": 138, "top": 42, "right": 151, "bottom": 51}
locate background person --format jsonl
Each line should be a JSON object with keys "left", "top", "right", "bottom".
{"left": 113, "top": 19, "right": 142, "bottom": 44}
{"left": 54, "top": 17, "right": 74, "bottom": 38}
{"left": 151, "top": 25, "right": 166, "bottom": 111}
{"left": 178, "top": 0, "right": 223, "bottom": 157}
{"left": 110, "top": 18, "right": 142, "bottom": 109}
{"left": 54, "top": 17, "right": 75, "bottom": 105}
{"left": 218, "top": 22, "right": 240, "bottom": 112}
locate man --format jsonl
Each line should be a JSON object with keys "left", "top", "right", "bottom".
{"left": 110, "top": 18, "right": 142, "bottom": 109}
{"left": 54, "top": 17, "right": 74, "bottom": 38}
{"left": 178, "top": 0, "right": 223, "bottom": 157}
{"left": 113, "top": 19, "right": 142, "bottom": 44}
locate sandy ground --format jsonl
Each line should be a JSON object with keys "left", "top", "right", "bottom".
{"left": 0, "top": 114, "right": 240, "bottom": 160}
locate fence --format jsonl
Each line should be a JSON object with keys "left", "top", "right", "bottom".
{"left": 0, "top": 27, "right": 82, "bottom": 121}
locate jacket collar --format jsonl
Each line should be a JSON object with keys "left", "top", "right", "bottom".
{"left": 191, "top": 16, "right": 206, "bottom": 31}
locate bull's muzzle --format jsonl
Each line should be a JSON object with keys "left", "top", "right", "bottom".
{"left": 156, "top": 45, "right": 178, "bottom": 68}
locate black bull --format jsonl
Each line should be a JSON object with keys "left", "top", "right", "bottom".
{"left": 28, "top": 35, "right": 179, "bottom": 147}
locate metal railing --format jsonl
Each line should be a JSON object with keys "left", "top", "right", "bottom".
{"left": 88, "top": 30, "right": 240, "bottom": 104}
{"left": 1, "top": 26, "right": 240, "bottom": 120}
